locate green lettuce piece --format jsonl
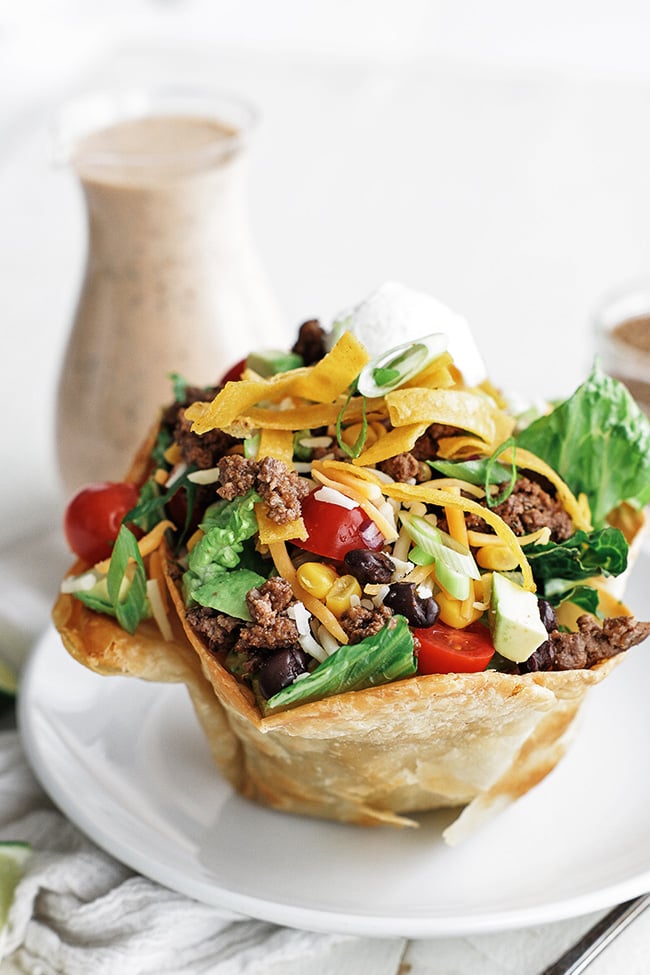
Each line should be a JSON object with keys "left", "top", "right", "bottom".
{"left": 523, "top": 527, "right": 628, "bottom": 582}
{"left": 183, "top": 490, "right": 265, "bottom": 617}
{"left": 540, "top": 579, "right": 601, "bottom": 613}
{"left": 262, "top": 615, "right": 416, "bottom": 714}
{"left": 523, "top": 526, "right": 628, "bottom": 610}
{"left": 190, "top": 567, "right": 266, "bottom": 620}
{"left": 125, "top": 466, "right": 200, "bottom": 547}
{"left": 517, "top": 363, "right": 650, "bottom": 526}
{"left": 189, "top": 491, "right": 260, "bottom": 580}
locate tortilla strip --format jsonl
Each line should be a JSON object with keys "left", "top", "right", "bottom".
{"left": 386, "top": 388, "right": 515, "bottom": 446}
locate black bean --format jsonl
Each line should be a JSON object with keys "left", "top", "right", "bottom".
{"left": 518, "top": 640, "right": 555, "bottom": 673}
{"left": 257, "top": 647, "right": 311, "bottom": 699}
{"left": 383, "top": 582, "right": 439, "bottom": 628}
{"left": 537, "top": 598, "right": 558, "bottom": 633}
{"left": 343, "top": 548, "right": 394, "bottom": 585}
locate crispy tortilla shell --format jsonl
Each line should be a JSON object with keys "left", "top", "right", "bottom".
{"left": 53, "top": 568, "right": 621, "bottom": 842}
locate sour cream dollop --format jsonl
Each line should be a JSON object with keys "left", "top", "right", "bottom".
{"left": 329, "top": 281, "right": 487, "bottom": 388}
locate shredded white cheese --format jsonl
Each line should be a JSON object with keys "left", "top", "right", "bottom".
{"left": 60, "top": 570, "right": 101, "bottom": 594}
{"left": 297, "top": 631, "right": 328, "bottom": 663}
{"left": 166, "top": 462, "right": 189, "bottom": 489}
{"left": 299, "top": 436, "right": 333, "bottom": 449}
{"left": 188, "top": 467, "right": 221, "bottom": 485}
{"left": 314, "top": 486, "right": 359, "bottom": 510}
{"left": 318, "top": 623, "right": 342, "bottom": 656}
{"left": 146, "top": 579, "right": 173, "bottom": 641}
{"left": 286, "top": 601, "right": 312, "bottom": 636}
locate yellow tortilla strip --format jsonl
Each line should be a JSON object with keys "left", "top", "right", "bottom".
{"left": 186, "top": 375, "right": 305, "bottom": 434}
{"left": 386, "top": 388, "right": 515, "bottom": 447}
{"left": 186, "top": 333, "right": 369, "bottom": 434}
{"left": 257, "top": 428, "right": 295, "bottom": 464}
{"left": 352, "top": 422, "right": 431, "bottom": 467}
{"left": 244, "top": 395, "right": 382, "bottom": 433}
{"left": 436, "top": 435, "right": 496, "bottom": 460}
{"left": 288, "top": 331, "right": 369, "bottom": 403}
{"left": 320, "top": 459, "right": 385, "bottom": 484}
{"left": 402, "top": 352, "right": 456, "bottom": 390}
{"left": 255, "top": 505, "right": 308, "bottom": 545}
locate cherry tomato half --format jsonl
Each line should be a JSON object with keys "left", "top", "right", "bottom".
{"left": 219, "top": 357, "right": 247, "bottom": 385}
{"left": 413, "top": 621, "right": 495, "bottom": 674}
{"left": 64, "top": 481, "right": 140, "bottom": 565}
{"left": 291, "top": 490, "right": 384, "bottom": 561}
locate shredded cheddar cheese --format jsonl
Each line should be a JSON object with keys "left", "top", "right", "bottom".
{"left": 267, "top": 541, "right": 349, "bottom": 644}
{"left": 381, "top": 481, "right": 536, "bottom": 591}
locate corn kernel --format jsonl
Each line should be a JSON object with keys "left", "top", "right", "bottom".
{"left": 435, "top": 589, "right": 483, "bottom": 628}
{"left": 296, "top": 562, "right": 339, "bottom": 600}
{"left": 325, "top": 574, "right": 362, "bottom": 617}
{"left": 163, "top": 442, "right": 183, "bottom": 465}
{"left": 476, "top": 545, "right": 519, "bottom": 572}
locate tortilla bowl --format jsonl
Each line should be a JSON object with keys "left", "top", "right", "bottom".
{"left": 52, "top": 560, "right": 623, "bottom": 845}
{"left": 51, "top": 410, "right": 645, "bottom": 844}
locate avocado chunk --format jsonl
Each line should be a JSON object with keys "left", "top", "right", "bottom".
{"left": 246, "top": 350, "right": 303, "bottom": 377}
{"left": 488, "top": 572, "right": 547, "bottom": 663}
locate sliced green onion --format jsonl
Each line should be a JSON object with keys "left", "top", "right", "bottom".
{"left": 356, "top": 333, "right": 448, "bottom": 397}
{"left": 399, "top": 511, "right": 480, "bottom": 600}
{"left": 107, "top": 525, "right": 149, "bottom": 633}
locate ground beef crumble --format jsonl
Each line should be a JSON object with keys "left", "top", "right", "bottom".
{"left": 234, "top": 578, "right": 301, "bottom": 654}
{"left": 174, "top": 410, "right": 237, "bottom": 469}
{"left": 216, "top": 455, "right": 309, "bottom": 524}
{"left": 550, "top": 615, "right": 650, "bottom": 670}
{"left": 186, "top": 604, "right": 242, "bottom": 653}
{"left": 378, "top": 452, "right": 420, "bottom": 482}
{"left": 339, "top": 604, "right": 393, "bottom": 644}
{"left": 411, "top": 423, "right": 461, "bottom": 461}
{"left": 441, "top": 476, "right": 573, "bottom": 543}
{"left": 216, "top": 455, "right": 258, "bottom": 499}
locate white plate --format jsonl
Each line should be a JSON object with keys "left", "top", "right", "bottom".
{"left": 19, "top": 552, "right": 650, "bottom": 939}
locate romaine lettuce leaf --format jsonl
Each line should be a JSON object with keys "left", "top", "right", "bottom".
{"left": 189, "top": 490, "right": 261, "bottom": 579}
{"left": 517, "top": 363, "right": 650, "bottom": 526}
{"left": 523, "top": 527, "right": 628, "bottom": 582}
{"left": 523, "top": 526, "right": 628, "bottom": 609}
{"left": 262, "top": 615, "right": 416, "bottom": 714}
{"left": 190, "top": 567, "right": 266, "bottom": 620}
{"left": 183, "top": 490, "right": 267, "bottom": 618}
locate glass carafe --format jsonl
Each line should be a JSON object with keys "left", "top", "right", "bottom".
{"left": 55, "top": 88, "right": 285, "bottom": 496}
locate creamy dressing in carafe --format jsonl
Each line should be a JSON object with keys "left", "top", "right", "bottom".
{"left": 56, "top": 107, "right": 284, "bottom": 495}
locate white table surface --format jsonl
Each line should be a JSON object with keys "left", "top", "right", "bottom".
{"left": 1, "top": 7, "right": 650, "bottom": 971}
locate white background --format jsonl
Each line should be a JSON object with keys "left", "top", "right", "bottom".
{"left": 2, "top": 0, "right": 650, "bottom": 539}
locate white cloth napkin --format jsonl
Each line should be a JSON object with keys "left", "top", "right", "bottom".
{"left": 0, "top": 729, "right": 361, "bottom": 974}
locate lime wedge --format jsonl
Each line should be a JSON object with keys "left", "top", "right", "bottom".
{"left": 0, "top": 659, "right": 17, "bottom": 697}
{"left": 0, "top": 842, "right": 30, "bottom": 928}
